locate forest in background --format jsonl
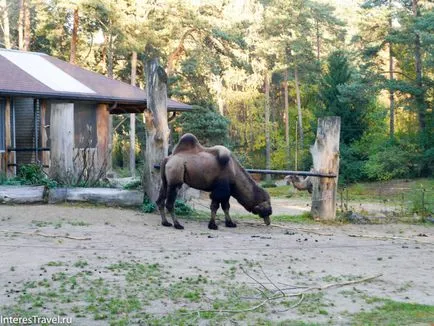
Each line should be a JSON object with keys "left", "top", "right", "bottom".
{"left": 0, "top": 0, "right": 432, "bottom": 184}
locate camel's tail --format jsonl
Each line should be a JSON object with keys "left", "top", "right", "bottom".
{"left": 160, "top": 157, "right": 169, "bottom": 189}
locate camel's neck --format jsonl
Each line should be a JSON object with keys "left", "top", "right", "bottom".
{"left": 231, "top": 160, "right": 261, "bottom": 211}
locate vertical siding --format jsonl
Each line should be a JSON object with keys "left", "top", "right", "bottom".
{"left": 14, "top": 97, "right": 35, "bottom": 166}
{"left": 0, "top": 98, "right": 5, "bottom": 173}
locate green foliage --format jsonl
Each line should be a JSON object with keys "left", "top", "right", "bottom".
{"left": 142, "top": 196, "right": 156, "bottom": 213}
{"left": 409, "top": 183, "right": 433, "bottom": 217}
{"left": 123, "top": 180, "right": 142, "bottom": 190}
{"left": 318, "top": 51, "right": 374, "bottom": 145}
{"left": 174, "top": 106, "right": 230, "bottom": 146}
{"left": 174, "top": 200, "right": 194, "bottom": 216}
{"left": 363, "top": 145, "right": 414, "bottom": 181}
{"left": 1, "top": 164, "right": 58, "bottom": 188}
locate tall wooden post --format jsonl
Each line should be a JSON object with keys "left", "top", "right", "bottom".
{"left": 143, "top": 58, "right": 169, "bottom": 202}
{"left": 49, "top": 103, "right": 74, "bottom": 181}
{"left": 5, "top": 98, "right": 13, "bottom": 176}
{"left": 96, "top": 104, "right": 109, "bottom": 176}
{"left": 310, "top": 116, "right": 340, "bottom": 220}
{"left": 130, "top": 51, "right": 137, "bottom": 178}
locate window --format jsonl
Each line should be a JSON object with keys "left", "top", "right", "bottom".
{"left": 74, "top": 102, "right": 97, "bottom": 149}
{"left": 0, "top": 99, "right": 5, "bottom": 152}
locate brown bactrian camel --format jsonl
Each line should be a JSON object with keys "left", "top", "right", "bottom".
{"left": 156, "top": 133, "right": 272, "bottom": 230}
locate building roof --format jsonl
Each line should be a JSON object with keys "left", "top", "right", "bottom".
{"left": 0, "top": 49, "right": 191, "bottom": 112}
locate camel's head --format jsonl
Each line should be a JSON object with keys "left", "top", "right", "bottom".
{"left": 252, "top": 200, "right": 272, "bottom": 225}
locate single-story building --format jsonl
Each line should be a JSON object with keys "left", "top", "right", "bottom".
{"left": 0, "top": 48, "right": 191, "bottom": 180}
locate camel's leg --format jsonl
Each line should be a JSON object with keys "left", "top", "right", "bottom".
{"left": 166, "top": 184, "right": 184, "bottom": 230}
{"left": 208, "top": 199, "right": 220, "bottom": 230}
{"left": 156, "top": 185, "right": 171, "bottom": 227}
{"left": 221, "top": 199, "right": 236, "bottom": 228}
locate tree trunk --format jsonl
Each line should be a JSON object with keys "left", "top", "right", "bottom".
{"left": 143, "top": 58, "right": 170, "bottom": 202}
{"left": 294, "top": 65, "right": 304, "bottom": 149}
{"left": 23, "top": 0, "right": 30, "bottom": 51}
{"left": 70, "top": 8, "right": 79, "bottom": 64}
{"left": 107, "top": 31, "right": 114, "bottom": 79}
{"left": 18, "top": 0, "right": 24, "bottom": 50}
{"left": 310, "top": 116, "right": 340, "bottom": 220}
{"left": 316, "top": 19, "right": 320, "bottom": 61}
{"left": 388, "top": 0, "right": 395, "bottom": 140}
{"left": 166, "top": 28, "right": 197, "bottom": 77}
{"left": 412, "top": 0, "right": 425, "bottom": 131}
{"left": 264, "top": 70, "right": 271, "bottom": 182}
{"left": 283, "top": 69, "right": 290, "bottom": 167}
{"left": 0, "top": 0, "right": 11, "bottom": 49}
{"left": 130, "top": 51, "right": 137, "bottom": 178}
{"left": 388, "top": 36, "right": 395, "bottom": 140}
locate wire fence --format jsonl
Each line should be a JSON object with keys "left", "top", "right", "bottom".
{"left": 337, "top": 183, "right": 433, "bottom": 220}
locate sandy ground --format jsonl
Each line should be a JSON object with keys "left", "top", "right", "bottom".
{"left": 0, "top": 204, "right": 433, "bottom": 325}
{"left": 191, "top": 196, "right": 401, "bottom": 216}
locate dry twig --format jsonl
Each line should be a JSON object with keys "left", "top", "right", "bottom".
{"left": 348, "top": 233, "right": 433, "bottom": 244}
{"left": 242, "top": 221, "right": 334, "bottom": 236}
{"left": 0, "top": 229, "right": 91, "bottom": 240}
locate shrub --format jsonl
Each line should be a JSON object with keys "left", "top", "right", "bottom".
{"left": 174, "top": 200, "right": 194, "bottom": 216}
{"left": 16, "top": 164, "right": 57, "bottom": 188}
{"left": 142, "top": 196, "right": 156, "bottom": 213}
{"left": 363, "top": 145, "right": 414, "bottom": 181}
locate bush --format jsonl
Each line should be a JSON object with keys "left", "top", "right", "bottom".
{"left": 16, "top": 164, "right": 57, "bottom": 188}
{"left": 174, "top": 200, "right": 194, "bottom": 216}
{"left": 142, "top": 196, "right": 156, "bottom": 213}
{"left": 363, "top": 144, "right": 415, "bottom": 181}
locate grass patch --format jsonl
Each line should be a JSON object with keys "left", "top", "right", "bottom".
{"left": 272, "top": 212, "right": 314, "bottom": 224}
{"left": 73, "top": 260, "right": 88, "bottom": 268}
{"left": 67, "top": 220, "right": 91, "bottom": 226}
{"left": 352, "top": 299, "right": 434, "bottom": 325}
{"left": 31, "top": 220, "right": 62, "bottom": 229}
{"left": 266, "top": 185, "right": 310, "bottom": 198}
{"left": 234, "top": 212, "right": 314, "bottom": 224}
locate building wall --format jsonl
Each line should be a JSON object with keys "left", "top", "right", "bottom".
{"left": 1, "top": 99, "right": 110, "bottom": 181}
{"left": 49, "top": 102, "right": 110, "bottom": 182}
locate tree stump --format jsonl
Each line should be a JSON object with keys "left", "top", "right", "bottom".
{"left": 310, "top": 116, "right": 340, "bottom": 220}
{"left": 142, "top": 58, "right": 170, "bottom": 202}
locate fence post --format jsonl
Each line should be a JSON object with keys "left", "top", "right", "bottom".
{"left": 310, "top": 116, "right": 341, "bottom": 220}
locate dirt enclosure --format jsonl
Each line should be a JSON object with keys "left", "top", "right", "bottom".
{"left": 0, "top": 205, "right": 433, "bottom": 325}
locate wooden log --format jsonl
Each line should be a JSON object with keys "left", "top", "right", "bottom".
{"left": 0, "top": 185, "right": 45, "bottom": 204}
{"left": 49, "top": 102, "right": 74, "bottom": 181}
{"left": 143, "top": 58, "right": 170, "bottom": 202}
{"left": 310, "top": 117, "right": 341, "bottom": 220}
{"left": 48, "top": 187, "right": 143, "bottom": 207}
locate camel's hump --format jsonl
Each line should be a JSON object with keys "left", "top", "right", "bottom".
{"left": 179, "top": 133, "right": 199, "bottom": 145}
{"left": 173, "top": 133, "right": 200, "bottom": 154}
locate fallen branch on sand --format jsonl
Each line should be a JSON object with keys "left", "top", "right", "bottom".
{"left": 0, "top": 229, "right": 91, "bottom": 240}
{"left": 242, "top": 221, "right": 334, "bottom": 236}
{"left": 195, "top": 266, "right": 382, "bottom": 315}
{"left": 348, "top": 233, "right": 433, "bottom": 244}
